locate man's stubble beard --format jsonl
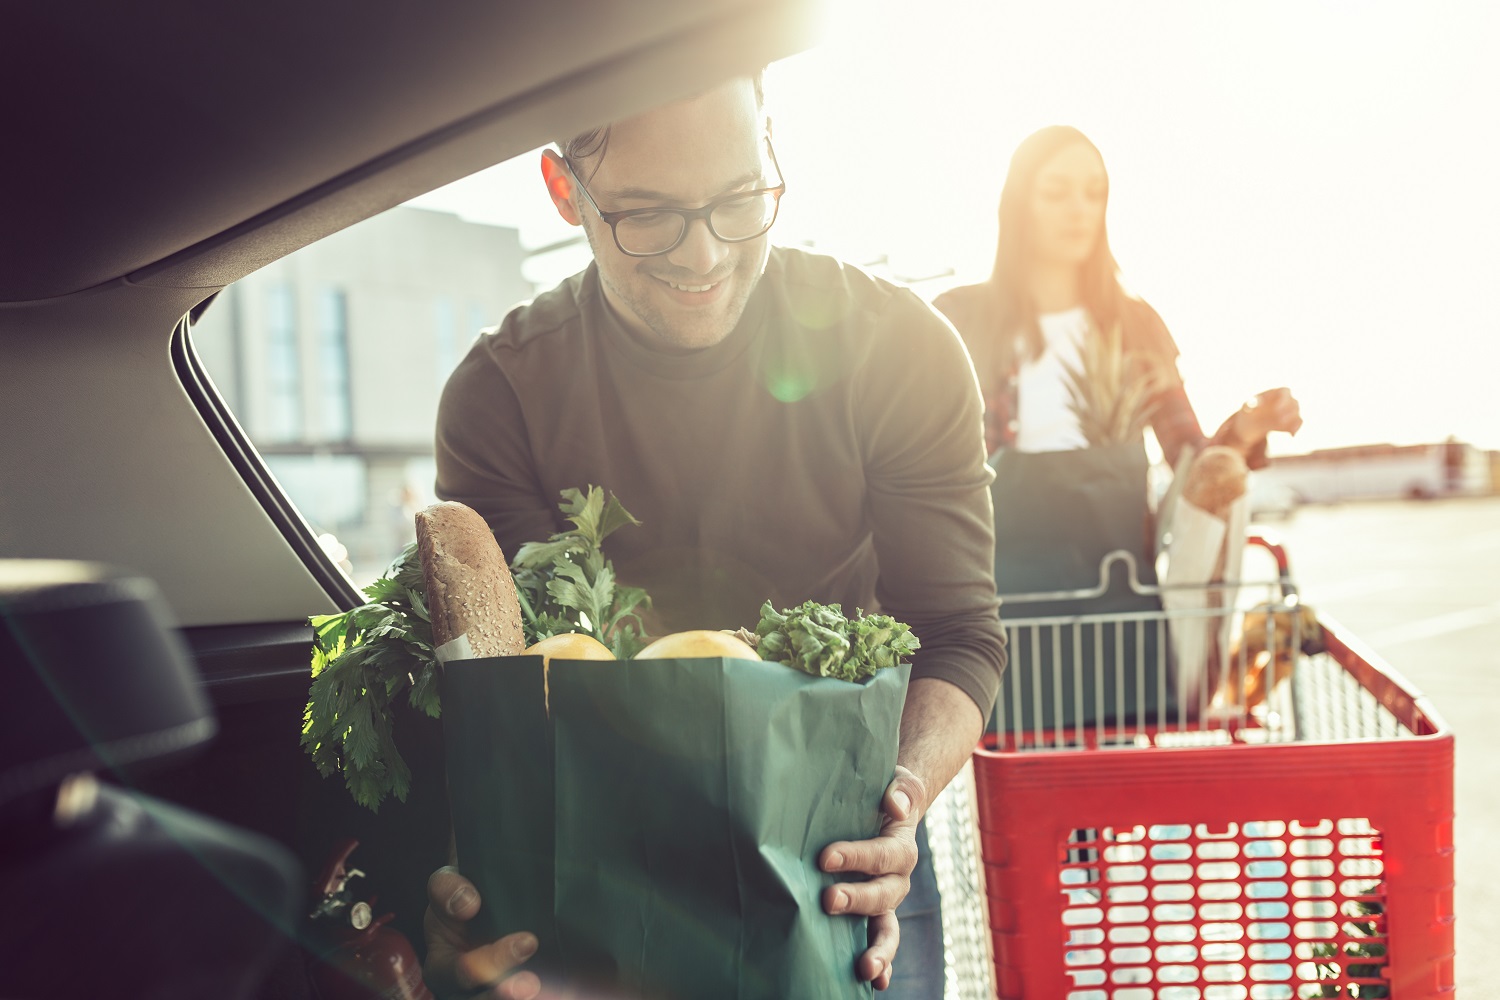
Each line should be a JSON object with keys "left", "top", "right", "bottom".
{"left": 581, "top": 219, "right": 766, "bottom": 351}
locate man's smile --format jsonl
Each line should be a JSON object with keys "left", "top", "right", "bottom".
{"left": 648, "top": 271, "right": 733, "bottom": 306}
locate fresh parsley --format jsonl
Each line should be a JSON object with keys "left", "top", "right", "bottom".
{"left": 511, "top": 487, "right": 651, "bottom": 659}
{"left": 302, "top": 544, "right": 436, "bottom": 812}
{"left": 302, "top": 486, "right": 650, "bottom": 811}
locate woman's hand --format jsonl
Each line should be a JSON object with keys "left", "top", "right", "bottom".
{"left": 1229, "top": 387, "right": 1302, "bottom": 452}
{"left": 423, "top": 867, "right": 541, "bottom": 1000}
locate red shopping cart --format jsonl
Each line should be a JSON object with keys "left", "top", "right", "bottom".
{"left": 972, "top": 537, "right": 1455, "bottom": 999}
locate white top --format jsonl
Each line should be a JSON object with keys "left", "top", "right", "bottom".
{"left": 1014, "top": 306, "right": 1090, "bottom": 452}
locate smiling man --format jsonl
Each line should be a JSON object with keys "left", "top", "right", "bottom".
{"left": 427, "top": 75, "right": 1005, "bottom": 999}
{"left": 549, "top": 77, "right": 773, "bottom": 352}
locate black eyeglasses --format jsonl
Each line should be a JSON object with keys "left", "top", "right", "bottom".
{"left": 565, "top": 140, "right": 786, "bottom": 257}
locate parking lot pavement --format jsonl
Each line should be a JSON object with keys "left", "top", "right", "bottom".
{"left": 1252, "top": 494, "right": 1499, "bottom": 995}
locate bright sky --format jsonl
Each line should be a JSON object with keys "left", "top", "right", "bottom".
{"left": 409, "top": 0, "right": 1500, "bottom": 454}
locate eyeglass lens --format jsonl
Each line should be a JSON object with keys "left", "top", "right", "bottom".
{"left": 614, "top": 191, "right": 779, "bottom": 255}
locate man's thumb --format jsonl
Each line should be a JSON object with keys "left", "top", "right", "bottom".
{"left": 885, "top": 767, "right": 927, "bottom": 821}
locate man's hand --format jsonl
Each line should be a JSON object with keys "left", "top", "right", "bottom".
{"left": 424, "top": 867, "right": 541, "bottom": 1000}
{"left": 817, "top": 766, "right": 928, "bottom": 991}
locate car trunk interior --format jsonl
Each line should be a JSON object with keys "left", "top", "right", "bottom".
{"left": 2, "top": 0, "right": 821, "bottom": 990}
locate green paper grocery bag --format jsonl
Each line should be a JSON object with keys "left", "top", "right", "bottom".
{"left": 441, "top": 654, "right": 909, "bottom": 1000}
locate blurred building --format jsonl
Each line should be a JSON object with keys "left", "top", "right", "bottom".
{"left": 191, "top": 206, "right": 533, "bottom": 582}
{"left": 1258, "top": 440, "right": 1493, "bottom": 505}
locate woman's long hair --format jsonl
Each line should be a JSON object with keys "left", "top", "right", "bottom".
{"left": 991, "top": 126, "right": 1126, "bottom": 361}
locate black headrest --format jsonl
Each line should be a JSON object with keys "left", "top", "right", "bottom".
{"left": 0, "top": 560, "right": 216, "bottom": 804}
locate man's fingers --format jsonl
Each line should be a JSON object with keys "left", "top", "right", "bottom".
{"left": 823, "top": 873, "right": 911, "bottom": 917}
{"left": 820, "top": 832, "right": 917, "bottom": 879}
{"left": 428, "top": 866, "right": 482, "bottom": 921}
{"left": 452, "top": 932, "right": 540, "bottom": 993}
{"left": 495, "top": 970, "right": 543, "bottom": 1000}
{"left": 858, "top": 912, "right": 900, "bottom": 987}
{"left": 422, "top": 868, "right": 540, "bottom": 1000}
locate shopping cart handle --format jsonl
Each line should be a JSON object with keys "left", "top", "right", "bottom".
{"left": 997, "top": 548, "right": 1153, "bottom": 604}
{"left": 1246, "top": 532, "right": 1297, "bottom": 599}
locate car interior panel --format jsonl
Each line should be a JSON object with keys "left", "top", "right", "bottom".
{"left": 1, "top": 2, "right": 823, "bottom": 995}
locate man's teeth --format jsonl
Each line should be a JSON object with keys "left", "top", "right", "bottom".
{"left": 666, "top": 280, "right": 716, "bottom": 293}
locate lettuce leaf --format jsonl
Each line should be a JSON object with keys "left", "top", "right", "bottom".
{"left": 754, "top": 600, "right": 920, "bottom": 682}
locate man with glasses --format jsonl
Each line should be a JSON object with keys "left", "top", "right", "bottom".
{"left": 426, "top": 74, "right": 1004, "bottom": 1000}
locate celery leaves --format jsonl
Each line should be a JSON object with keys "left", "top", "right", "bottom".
{"left": 301, "top": 542, "right": 435, "bottom": 811}
{"left": 303, "top": 487, "right": 648, "bottom": 811}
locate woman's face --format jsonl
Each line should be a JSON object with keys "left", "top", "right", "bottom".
{"left": 1027, "top": 141, "right": 1108, "bottom": 268}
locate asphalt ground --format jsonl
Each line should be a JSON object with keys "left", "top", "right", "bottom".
{"left": 1249, "top": 494, "right": 1499, "bottom": 996}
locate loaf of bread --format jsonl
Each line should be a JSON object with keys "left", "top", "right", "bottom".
{"left": 1181, "top": 446, "right": 1248, "bottom": 520}
{"left": 414, "top": 502, "right": 526, "bottom": 658}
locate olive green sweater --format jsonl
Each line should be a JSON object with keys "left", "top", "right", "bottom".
{"left": 436, "top": 247, "right": 1005, "bottom": 714}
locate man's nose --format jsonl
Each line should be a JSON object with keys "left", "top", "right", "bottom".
{"left": 665, "top": 217, "right": 730, "bottom": 276}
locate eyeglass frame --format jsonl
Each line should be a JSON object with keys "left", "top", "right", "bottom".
{"left": 563, "top": 138, "right": 787, "bottom": 258}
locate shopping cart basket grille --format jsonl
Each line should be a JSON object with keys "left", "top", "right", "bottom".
{"left": 1055, "top": 818, "right": 1389, "bottom": 999}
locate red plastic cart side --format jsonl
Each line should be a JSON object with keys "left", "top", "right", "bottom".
{"left": 974, "top": 619, "right": 1455, "bottom": 999}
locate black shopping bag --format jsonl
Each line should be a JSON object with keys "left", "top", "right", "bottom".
{"left": 441, "top": 654, "right": 909, "bottom": 1000}
{"left": 991, "top": 443, "right": 1168, "bottom": 733}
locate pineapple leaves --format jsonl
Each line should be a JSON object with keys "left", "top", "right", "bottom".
{"left": 1061, "top": 319, "right": 1163, "bottom": 448}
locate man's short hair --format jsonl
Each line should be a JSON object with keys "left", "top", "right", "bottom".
{"left": 560, "top": 72, "right": 765, "bottom": 180}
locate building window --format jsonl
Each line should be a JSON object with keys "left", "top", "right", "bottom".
{"left": 317, "top": 287, "right": 353, "bottom": 441}
{"left": 435, "top": 296, "right": 458, "bottom": 386}
{"left": 265, "top": 284, "right": 302, "bottom": 442}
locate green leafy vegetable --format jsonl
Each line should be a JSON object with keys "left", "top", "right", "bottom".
{"left": 301, "top": 543, "right": 436, "bottom": 812}
{"left": 1311, "top": 895, "right": 1388, "bottom": 996}
{"left": 754, "top": 600, "right": 920, "bottom": 682}
{"left": 511, "top": 487, "right": 651, "bottom": 659}
{"left": 303, "top": 486, "right": 649, "bottom": 811}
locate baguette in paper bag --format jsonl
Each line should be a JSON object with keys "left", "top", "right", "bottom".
{"left": 1163, "top": 446, "right": 1249, "bottom": 710}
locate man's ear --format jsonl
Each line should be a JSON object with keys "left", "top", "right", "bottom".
{"left": 540, "top": 150, "right": 582, "bottom": 226}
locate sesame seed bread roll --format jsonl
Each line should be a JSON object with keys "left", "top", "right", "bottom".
{"left": 414, "top": 501, "right": 526, "bottom": 658}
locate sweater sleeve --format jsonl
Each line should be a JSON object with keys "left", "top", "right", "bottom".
{"left": 933, "top": 285, "right": 1015, "bottom": 457}
{"left": 434, "top": 334, "right": 562, "bottom": 560}
{"left": 858, "top": 291, "right": 1006, "bottom": 716}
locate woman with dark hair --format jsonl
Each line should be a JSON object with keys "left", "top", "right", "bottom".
{"left": 933, "top": 126, "right": 1302, "bottom": 728}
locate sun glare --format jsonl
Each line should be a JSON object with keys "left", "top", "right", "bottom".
{"left": 764, "top": 0, "right": 1500, "bottom": 452}
{"left": 413, "top": 0, "right": 1500, "bottom": 452}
